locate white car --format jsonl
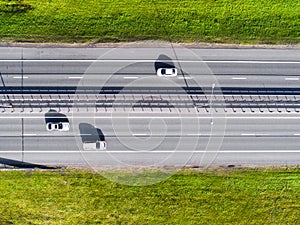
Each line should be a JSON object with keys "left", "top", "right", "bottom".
{"left": 83, "top": 141, "right": 107, "bottom": 150}
{"left": 157, "top": 68, "right": 177, "bottom": 77}
{"left": 46, "top": 122, "right": 70, "bottom": 131}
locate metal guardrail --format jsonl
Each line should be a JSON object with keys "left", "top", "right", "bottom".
{"left": 2, "top": 86, "right": 300, "bottom": 95}
{"left": 1, "top": 93, "right": 300, "bottom": 113}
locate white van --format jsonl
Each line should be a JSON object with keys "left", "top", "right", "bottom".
{"left": 83, "top": 140, "right": 107, "bottom": 150}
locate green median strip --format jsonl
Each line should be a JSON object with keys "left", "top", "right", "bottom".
{"left": 0, "top": 0, "right": 299, "bottom": 44}
{"left": 0, "top": 167, "right": 299, "bottom": 224}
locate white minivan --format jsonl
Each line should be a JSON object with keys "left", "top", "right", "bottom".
{"left": 83, "top": 140, "right": 107, "bottom": 150}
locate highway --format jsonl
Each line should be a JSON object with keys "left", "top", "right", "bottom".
{"left": 0, "top": 47, "right": 299, "bottom": 167}
{"left": 0, "top": 60, "right": 299, "bottom": 88}
{"left": 0, "top": 47, "right": 300, "bottom": 89}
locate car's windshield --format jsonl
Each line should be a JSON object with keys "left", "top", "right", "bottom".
{"left": 166, "top": 69, "right": 172, "bottom": 74}
{"left": 96, "top": 142, "right": 100, "bottom": 149}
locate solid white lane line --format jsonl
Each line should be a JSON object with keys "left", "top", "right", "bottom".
{"left": 68, "top": 76, "right": 83, "bottom": 79}
{"left": 123, "top": 76, "right": 139, "bottom": 79}
{"left": 0, "top": 134, "right": 298, "bottom": 137}
{"left": 1, "top": 116, "right": 300, "bottom": 119}
{"left": 1, "top": 60, "right": 300, "bottom": 64}
{"left": 13, "top": 76, "right": 28, "bottom": 79}
{"left": 133, "top": 133, "right": 149, "bottom": 136}
{"left": 249, "top": 133, "right": 271, "bottom": 136}
{"left": 232, "top": 77, "right": 247, "bottom": 80}
{"left": 1, "top": 150, "right": 300, "bottom": 153}
{"left": 241, "top": 133, "right": 273, "bottom": 136}
{"left": 241, "top": 133, "right": 255, "bottom": 136}
{"left": 207, "top": 61, "right": 300, "bottom": 64}
{"left": 285, "top": 77, "right": 299, "bottom": 81}
{"left": 178, "top": 77, "right": 192, "bottom": 79}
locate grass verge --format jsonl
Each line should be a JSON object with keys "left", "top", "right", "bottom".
{"left": 0, "top": 0, "right": 299, "bottom": 44}
{"left": 0, "top": 167, "right": 299, "bottom": 224}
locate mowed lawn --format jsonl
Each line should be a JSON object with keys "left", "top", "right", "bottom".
{"left": 0, "top": 168, "right": 299, "bottom": 224}
{"left": 0, "top": 0, "right": 299, "bottom": 44}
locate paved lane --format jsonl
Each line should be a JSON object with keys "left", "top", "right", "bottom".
{"left": 20, "top": 152, "right": 300, "bottom": 166}
{"left": 0, "top": 47, "right": 299, "bottom": 88}
{"left": 0, "top": 117, "right": 300, "bottom": 166}
{"left": 1, "top": 60, "right": 299, "bottom": 88}
{"left": 1, "top": 117, "right": 300, "bottom": 137}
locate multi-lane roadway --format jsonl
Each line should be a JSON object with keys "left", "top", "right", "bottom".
{"left": 0, "top": 46, "right": 299, "bottom": 167}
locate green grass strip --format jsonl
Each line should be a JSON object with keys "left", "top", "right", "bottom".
{"left": 0, "top": 0, "right": 299, "bottom": 44}
{"left": 0, "top": 168, "right": 299, "bottom": 224}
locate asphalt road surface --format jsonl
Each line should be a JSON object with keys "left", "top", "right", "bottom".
{"left": 0, "top": 47, "right": 300, "bottom": 88}
{"left": 0, "top": 47, "right": 299, "bottom": 167}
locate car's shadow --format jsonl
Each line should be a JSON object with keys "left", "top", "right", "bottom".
{"left": 44, "top": 109, "right": 69, "bottom": 124}
{"left": 154, "top": 54, "right": 175, "bottom": 73}
{"left": 79, "top": 123, "right": 105, "bottom": 143}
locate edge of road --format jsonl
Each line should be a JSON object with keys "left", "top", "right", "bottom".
{"left": 0, "top": 164, "right": 297, "bottom": 171}
{"left": 0, "top": 41, "right": 299, "bottom": 49}
{"left": 61, "top": 164, "right": 300, "bottom": 172}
